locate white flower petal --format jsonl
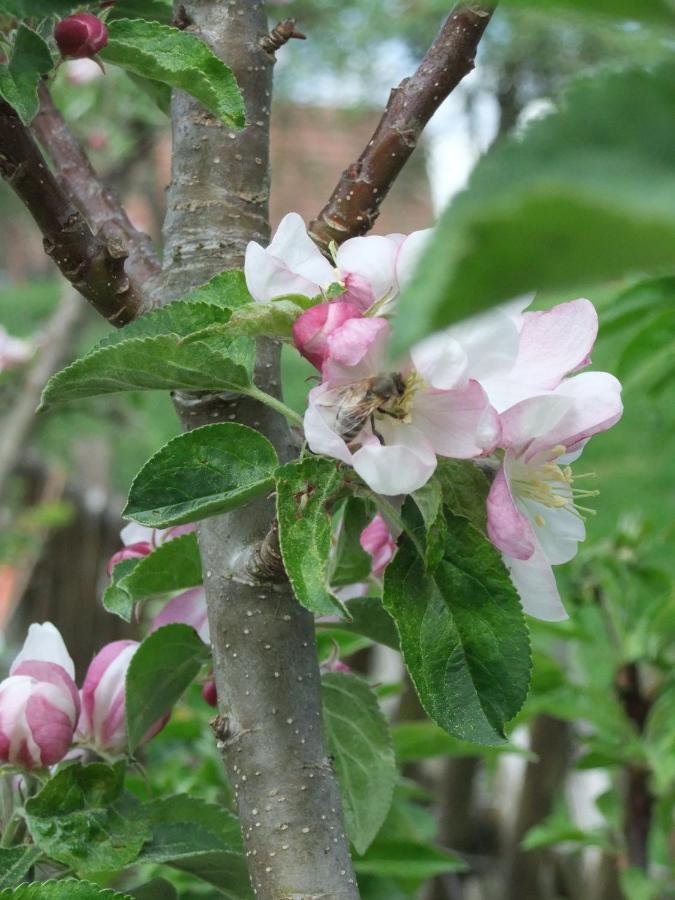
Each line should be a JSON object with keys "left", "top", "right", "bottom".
{"left": 503, "top": 545, "right": 568, "bottom": 622}
{"left": 10, "top": 623, "right": 75, "bottom": 680}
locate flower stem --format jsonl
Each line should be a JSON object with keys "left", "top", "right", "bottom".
{"left": 246, "top": 386, "right": 304, "bottom": 427}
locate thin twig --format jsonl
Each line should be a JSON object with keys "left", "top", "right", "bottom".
{"left": 309, "top": 2, "right": 496, "bottom": 250}
{"left": 0, "top": 289, "right": 84, "bottom": 498}
{"left": 0, "top": 99, "right": 147, "bottom": 325}
{"left": 32, "top": 83, "right": 160, "bottom": 290}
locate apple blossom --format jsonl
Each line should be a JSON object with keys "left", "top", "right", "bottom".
{"left": 0, "top": 623, "right": 80, "bottom": 768}
{"left": 360, "top": 514, "right": 397, "bottom": 577}
{"left": 77, "top": 640, "right": 166, "bottom": 755}
{"left": 244, "top": 212, "right": 429, "bottom": 313}
{"left": 487, "top": 372, "right": 623, "bottom": 620}
{"left": 305, "top": 316, "right": 498, "bottom": 495}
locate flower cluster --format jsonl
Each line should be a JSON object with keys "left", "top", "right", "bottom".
{"left": 0, "top": 623, "right": 165, "bottom": 769}
{"left": 245, "top": 213, "right": 624, "bottom": 620}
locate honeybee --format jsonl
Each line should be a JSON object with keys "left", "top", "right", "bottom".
{"left": 316, "top": 373, "right": 408, "bottom": 444}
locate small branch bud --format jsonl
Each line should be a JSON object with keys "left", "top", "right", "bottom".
{"left": 260, "top": 18, "right": 306, "bottom": 55}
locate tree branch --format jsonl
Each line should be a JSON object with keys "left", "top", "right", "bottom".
{"left": 151, "top": 1, "right": 359, "bottom": 896}
{"left": 309, "top": 2, "right": 496, "bottom": 250}
{"left": 616, "top": 662, "right": 654, "bottom": 871}
{"left": 0, "top": 99, "right": 148, "bottom": 325}
{"left": 32, "top": 84, "right": 160, "bottom": 289}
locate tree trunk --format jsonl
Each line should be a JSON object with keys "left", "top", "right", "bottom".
{"left": 153, "top": 2, "right": 359, "bottom": 896}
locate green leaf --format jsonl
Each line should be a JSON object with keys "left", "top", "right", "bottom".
{"left": 322, "top": 673, "right": 396, "bottom": 854}
{"left": 39, "top": 329, "right": 253, "bottom": 410}
{"left": 521, "top": 806, "right": 609, "bottom": 851}
{"left": 353, "top": 841, "right": 465, "bottom": 879}
{"left": 125, "top": 423, "right": 278, "bottom": 528}
{"left": 323, "top": 596, "right": 400, "bottom": 651}
{"left": 391, "top": 64, "right": 675, "bottom": 355}
{"left": 0, "top": 2, "right": 77, "bottom": 16}
{"left": 383, "top": 512, "right": 531, "bottom": 745}
{"left": 618, "top": 308, "right": 675, "bottom": 394}
{"left": 435, "top": 459, "right": 490, "bottom": 534}
{"left": 102, "top": 557, "right": 141, "bottom": 622}
{"left": 182, "top": 269, "right": 253, "bottom": 309}
{"left": 126, "top": 881, "right": 177, "bottom": 900}
{"left": 139, "top": 795, "right": 251, "bottom": 896}
{"left": 0, "top": 882, "right": 134, "bottom": 900}
{"left": 502, "top": 0, "right": 675, "bottom": 24}
{"left": 391, "top": 721, "right": 533, "bottom": 763}
{"left": 225, "top": 299, "right": 305, "bottom": 340}
{"left": 0, "top": 26, "right": 53, "bottom": 125}
{"left": 97, "top": 300, "right": 233, "bottom": 349}
{"left": 103, "top": 533, "right": 202, "bottom": 621}
{"left": 24, "top": 763, "right": 149, "bottom": 877}
{"left": 102, "top": 19, "right": 244, "bottom": 129}
{"left": 329, "top": 497, "right": 373, "bottom": 588}
{"left": 644, "top": 680, "right": 675, "bottom": 793}
{"left": 0, "top": 846, "right": 42, "bottom": 889}
{"left": 275, "top": 457, "right": 348, "bottom": 617}
{"left": 108, "top": 0, "right": 173, "bottom": 24}
{"left": 125, "top": 624, "right": 211, "bottom": 751}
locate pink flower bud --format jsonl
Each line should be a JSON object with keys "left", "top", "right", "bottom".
{"left": 0, "top": 623, "right": 79, "bottom": 769}
{"left": 202, "top": 679, "right": 218, "bottom": 707}
{"left": 106, "top": 541, "right": 152, "bottom": 576}
{"left": 77, "top": 641, "right": 166, "bottom": 755}
{"left": 54, "top": 13, "right": 108, "bottom": 59}
{"left": 292, "top": 301, "right": 362, "bottom": 371}
{"left": 150, "top": 587, "right": 210, "bottom": 645}
{"left": 360, "top": 514, "right": 397, "bottom": 577}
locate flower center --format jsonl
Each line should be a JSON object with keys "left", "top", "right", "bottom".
{"left": 510, "top": 444, "right": 599, "bottom": 525}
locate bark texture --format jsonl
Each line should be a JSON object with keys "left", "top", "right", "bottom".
{"left": 0, "top": 100, "right": 147, "bottom": 324}
{"left": 309, "top": 2, "right": 496, "bottom": 250}
{"left": 155, "top": 2, "right": 359, "bottom": 896}
{"left": 32, "top": 84, "right": 160, "bottom": 290}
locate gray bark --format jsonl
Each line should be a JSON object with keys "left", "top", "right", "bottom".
{"left": 154, "top": 2, "right": 359, "bottom": 896}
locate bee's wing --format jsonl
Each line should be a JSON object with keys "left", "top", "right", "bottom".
{"left": 314, "top": 380, "right": 378, "bottom": 437}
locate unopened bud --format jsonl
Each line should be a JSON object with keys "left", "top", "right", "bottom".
{"left": 292, "top": 301, "right": 362, "bottom": 371}
{"left": 55, "top": 13, "right": 108, "bottom": 59}
{"left": 202, "top": 679, "right": 218, "bottom": 708}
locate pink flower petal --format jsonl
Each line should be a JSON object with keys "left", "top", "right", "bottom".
{"left": 150, "top": 587, "right": 210, "bottom": 644}
{"left": 509, "top": 298, "right": 598, "bottom": 391}
{"left": 323, "top": 316, "right": 390, "bottom": 379}
{"left": 487, "top": 464, "right": 536, "bottom": 560}
{"left": 293, "top": 301, "right": 363, "bottom": 370}
{"left": 360, "top": 514, "right": 397, "bottom": 577}
{"left": 411, "top": 381, "right": 499, "bottom": 458}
